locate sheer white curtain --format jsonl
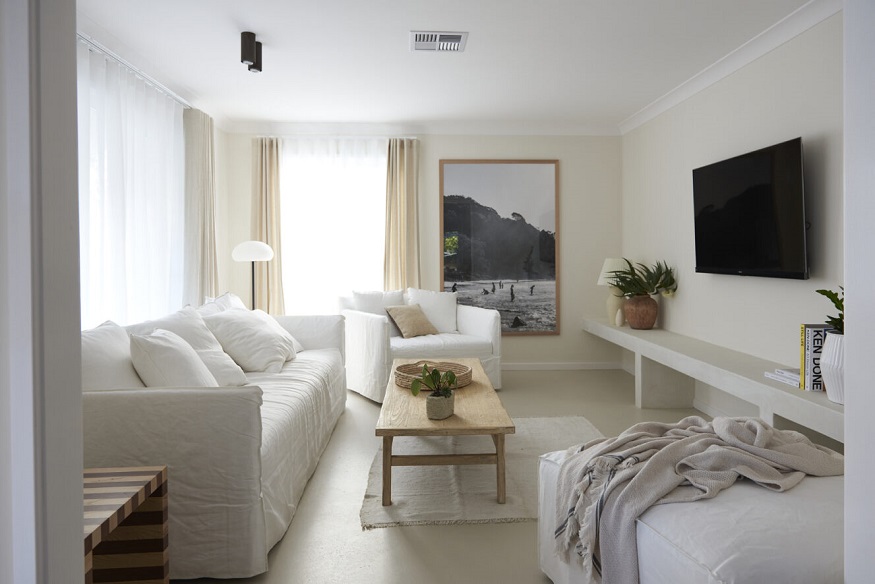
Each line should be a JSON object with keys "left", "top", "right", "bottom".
{"left": 77, "top": 41, "right": 185, "bottom": 328}
{"left": 280, "top": 137, "right": 388, "bottom": 314}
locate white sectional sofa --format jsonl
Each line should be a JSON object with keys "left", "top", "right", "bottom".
{"left": 81, "top": 298, "right": 346, "bottom": 579}
{"left": 340, "top": 288, "right": 501, "bottom": 403}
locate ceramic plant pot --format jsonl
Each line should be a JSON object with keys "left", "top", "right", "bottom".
{"left": 821, "top": 331, "right": 845, "bottom": 405}
{"left": 426, "top": 393, "right": 454, "bottom": 420}
{"left": 624, "top": 295, "right": 658, "bottom": 330}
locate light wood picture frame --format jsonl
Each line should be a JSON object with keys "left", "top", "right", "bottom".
{"left": 440, "top": 160, "right": 560, "bottom": 336}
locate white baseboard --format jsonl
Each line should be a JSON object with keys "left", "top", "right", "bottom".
{"left": 692, "top": 398, "right": 734, "bottom": 419}
{"left": 502, "top": 362, "right": 622, "bottom": 371}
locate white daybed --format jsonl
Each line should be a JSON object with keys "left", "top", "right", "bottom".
{"left": 538, "top": 447, "right": 844, "bottom": 583}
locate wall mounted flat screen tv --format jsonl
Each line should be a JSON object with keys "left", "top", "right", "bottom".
{"left": 692, "top": 137, "right": 808, "bottom": 279}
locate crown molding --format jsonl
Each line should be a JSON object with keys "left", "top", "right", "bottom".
{"left": 618, "top": 0, "right": 842, "bottom": 135}
{"left": 215, "top": 118, "right": 621, "bottom": 137}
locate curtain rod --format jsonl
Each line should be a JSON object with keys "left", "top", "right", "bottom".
{"left": 260, "top": 135, "right": 419, "bottom": 140}
{"left": 77, "top": 33, "right": 192, "bottom": 109}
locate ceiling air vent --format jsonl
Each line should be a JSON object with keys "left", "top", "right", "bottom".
{"left": 410, "top": 31, "right": 468, "bottom": 52}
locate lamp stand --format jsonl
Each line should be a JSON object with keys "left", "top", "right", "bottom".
{"left": 250, "top": 261, "right": 256, "bottom": 310}
{"left": 606, "top": 286, "right": 625, "bottom": 326}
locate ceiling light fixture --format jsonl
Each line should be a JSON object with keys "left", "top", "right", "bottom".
{"left": 249, "top": 41, "right": 262, "bottom": 73}
{"left": 241, "top": 31, "right": 256, "bottom": 65}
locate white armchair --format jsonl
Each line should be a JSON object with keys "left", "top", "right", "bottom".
{"left": 341, "top": 289, "right": 502, "bottom": 403}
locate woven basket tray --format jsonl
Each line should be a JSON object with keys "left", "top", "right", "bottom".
{"left": 394, "top": 360, "right": 473, "bottom": 390}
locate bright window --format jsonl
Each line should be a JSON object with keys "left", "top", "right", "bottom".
{"left": 280, "top": 138, "right": 388, "bottom": 314}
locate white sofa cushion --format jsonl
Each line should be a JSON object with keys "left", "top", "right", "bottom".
{"left": 353, "top": 289, "right": 403, "bottom": 315}
{"left": 126, "top": 306, "right": 246, "bottom": 386}
{"left": 390, "top": 332, "right": 493, "bottom": 360}
{"left": 81, "top": 321, "right": 145, "bottom": 390}
{"left": 130, "top": 329, "right": 219, "bottom": 387}
{"left": 406, "top": 288, "right": 458, "bottom": 333}
{"left": 203, "top": 309, "right": 300, "bottom": 373}
{"left": 353, "top": 289, "right": 404, "bottom": 337}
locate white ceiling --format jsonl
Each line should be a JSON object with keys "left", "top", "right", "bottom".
{"left": 76, "top": 0, "right": 817, "bottom": 134}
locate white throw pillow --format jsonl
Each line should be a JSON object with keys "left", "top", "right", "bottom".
{"left": 130, "top": 329, "right": 219, "bottom": 387}
{"left": 353, "top": 290, "right": 404, "bottom": 337}
{"left": 202, "top": 309, "right": 299, "bottom": 373}
{"left": 196, "top": 292, "right": 248, "bottom": 316}
{"left": 406, "top": 288, "right": 458, "bottom": 333}
{"left": 126, "top": 306, "right": 246, "bottom": 386}
{"left": 80, "top": 321, "right": 145, "bottom": 391}
{"left": 196, "top": 350, "right": 248, "bottom": 386}
{"left": 353, "top": 290, "right": 404, "bottom": 314}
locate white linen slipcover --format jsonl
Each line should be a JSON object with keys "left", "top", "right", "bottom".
{"left": 83, "top": 314, "right": 346, "bottom": 579}
{"left": 342, "top": 301, "right": 501, "bottom": 402}
{"left": 538, "top": 449, "right": 843, "bottom": 584}
{"left": 246, "top": 349, "right": 345, "bottom": 547}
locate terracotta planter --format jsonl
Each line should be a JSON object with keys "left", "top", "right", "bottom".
{"left": 426, "top": 393, "right": 454, "bottom": 420}
{"left": 624, "top": 295, "right": 658, "bottom": 330}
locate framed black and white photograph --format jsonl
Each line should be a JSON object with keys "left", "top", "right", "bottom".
{"left": 440, "top": 160, "right": 560, "bottom": 335}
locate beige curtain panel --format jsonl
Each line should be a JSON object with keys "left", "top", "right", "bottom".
{"left": 384, "top": 138, "right": 421, "bottom": 290}
{"left": 183, "top": 108, "right": 219, "bottom": 306}
{"left": 252, "top": 137, "right": 286, "bottom": 315}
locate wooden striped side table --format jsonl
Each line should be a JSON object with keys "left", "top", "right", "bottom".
{"left": 84, "top": 466, "right": 168, "bottom": 584}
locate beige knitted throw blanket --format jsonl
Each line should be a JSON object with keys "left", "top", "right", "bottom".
{"left": 554, "top": 416, "right": 844, "bottom": 584}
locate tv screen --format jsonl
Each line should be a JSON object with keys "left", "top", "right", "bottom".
{"left": 692, "top": 137, "right": 808, "bottom": 279}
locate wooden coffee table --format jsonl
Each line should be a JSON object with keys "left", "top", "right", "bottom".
{"left": 375, "top": 357, "right": 515, "bottom": 506}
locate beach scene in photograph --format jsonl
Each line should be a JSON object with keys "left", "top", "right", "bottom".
{"left": 442, "top": 162, "right": 558, "bottom": 334}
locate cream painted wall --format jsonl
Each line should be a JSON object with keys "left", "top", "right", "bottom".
{"left": 216, "top": 131, "right": 255, "bottom": 306}
{"left": 621, "top": 14, "right": 843, "bottom": 369}
{"left": 215, "top": 132, "right": 624, "bottom": 367}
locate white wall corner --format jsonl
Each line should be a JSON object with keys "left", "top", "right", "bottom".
{"left": 618, "top": 0, "right": 842, "bottom": 135}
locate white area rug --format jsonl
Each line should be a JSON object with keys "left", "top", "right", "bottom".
{"left": 360, "top": 416, "right": 603, "bottom": 529}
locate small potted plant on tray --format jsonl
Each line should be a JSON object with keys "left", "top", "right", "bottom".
{"left": 609, "top": 259, "right": 678, "bottom": 330}
{"left": 410, "top": 364, "right": 458, "bottom": 420}
{"left": 816, "top": 286, "right": 844, "bottom": 404}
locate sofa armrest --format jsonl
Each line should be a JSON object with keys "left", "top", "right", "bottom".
{"left": 457, "top": 304, "right": 502, "bottom": 358}
{"left": 342, "top": 309, "right": 393, "bottom": 402}
{"left": 82, "top": 385, "right": 268, "bottom": 577}
{"left": 274, "top": 314, "right": 345, "bottom": 359}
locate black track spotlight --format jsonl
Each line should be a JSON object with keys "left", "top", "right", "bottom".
{"left": 249, "top": 41, "right": 262, "bottom": 73}
{"left": 241, "top": 32, "right": 256, "bottom": 66}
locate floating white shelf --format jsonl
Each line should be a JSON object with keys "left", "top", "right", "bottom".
{"left": 582, "top": 318, "right": 844, "bottom": 442}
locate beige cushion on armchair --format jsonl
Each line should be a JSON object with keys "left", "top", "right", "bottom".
{"left": 385, "top": 304, "right": 439, "bottom": 338}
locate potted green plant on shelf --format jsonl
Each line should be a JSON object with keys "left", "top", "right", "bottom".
{"left": 816, "top": 286, "right": 844, "bottom": 404}
{"left": 609, "top": 259, "right": 678, "bottom": 330}
{"left": 410, "top": 364, "right": 458, "bottom": 420}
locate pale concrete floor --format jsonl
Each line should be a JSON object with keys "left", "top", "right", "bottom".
{"left": 186, "top": 369, "right": 699, "bottom": 584}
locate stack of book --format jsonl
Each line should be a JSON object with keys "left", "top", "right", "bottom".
{"left": 764, "top": 367, "right": 801, "bottom": 387}
{"left": 799, "top": 324, "right": 832, "bottom": 391}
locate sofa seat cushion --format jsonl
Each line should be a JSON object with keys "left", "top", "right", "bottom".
{"left": 390, "top": 332, "right": 493, "bottom": 359}
{"left": 243, "top": 348, "right": 346, "bottom": 547}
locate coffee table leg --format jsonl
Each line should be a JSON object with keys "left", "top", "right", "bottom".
{"left": 382, "top": 436, "right": 393, "bottom": 506}
{"left": 494, "top": 433, "right": 506, "bottom": 504}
